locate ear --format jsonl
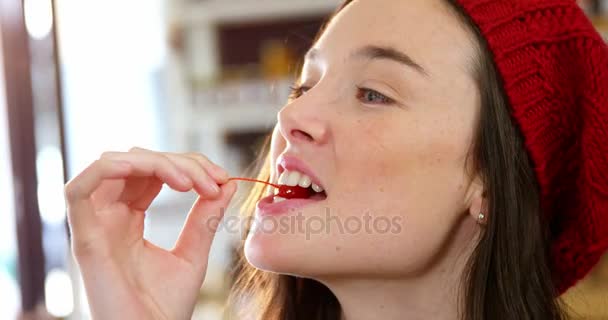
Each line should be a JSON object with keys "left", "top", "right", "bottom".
{"left": 465, "top": 176, "right": 488, "bottom": 225}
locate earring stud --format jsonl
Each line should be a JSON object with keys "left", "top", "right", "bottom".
{"left": 478, "top": 212, "right": 485, "bottom": 222}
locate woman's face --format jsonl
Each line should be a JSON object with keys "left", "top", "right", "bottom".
{"left": 245, "top": 0, "right": 484, "bottom": 280}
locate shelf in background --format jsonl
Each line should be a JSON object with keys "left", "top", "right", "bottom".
{"left": 181, "top": 0, "right": 341, "bottom": 25}
{"left": 192, "top": 104, "right": 278, "bottom": 133}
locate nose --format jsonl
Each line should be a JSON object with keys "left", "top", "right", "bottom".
{"left": 277, "top": 96, "right": 330, "bottom": 146}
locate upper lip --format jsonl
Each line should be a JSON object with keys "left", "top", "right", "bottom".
{"left": 276, "top": 154, "right": 325, "bottom": 191}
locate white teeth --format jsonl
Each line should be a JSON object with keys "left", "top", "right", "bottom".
{"left": 312, "top": 183, "right": 324, "bottom": 193}
{"left": 298, "top": 175, "right": 312, "bottom": 188}
{"left": 277, "top": 169, "right": 323, "bottom": 191}
{"left": 285, "top": 171, "right": 301, "bottom": 186}
{"left": 274, "top": 196, "right": 287, "bottom": 203}
{"left": 278, "top": 170, "right": 289, "bottom": 185}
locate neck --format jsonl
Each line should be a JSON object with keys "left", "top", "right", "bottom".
{"left": 331, "top": 274, "right": 461, "bottom": 320}
{"left": 318, "top": 216, "right": 479, "bottom": 320}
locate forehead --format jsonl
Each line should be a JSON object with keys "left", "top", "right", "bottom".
{"left": 313, "top": 0, "right": 477, "bottom": 77}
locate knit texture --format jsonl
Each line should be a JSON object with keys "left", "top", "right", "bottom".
{"left": 454, "top": 0, "right": 608, "bottom": 295}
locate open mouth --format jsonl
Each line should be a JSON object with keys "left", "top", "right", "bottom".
{"left": 273, "top": 169, "right": 327, "bottom": 203}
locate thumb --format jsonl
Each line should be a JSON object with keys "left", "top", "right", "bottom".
{"left": 172, "top": 180, "right": 238, "bottom": 271}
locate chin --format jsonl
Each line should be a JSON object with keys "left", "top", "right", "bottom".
{"left": 243, "top": 229, "right": 282, "bottom": 272}
{"left": 243, "top": 225, "right": 303, "bottom": 273}
{"left": 244, "top": 225, "right": 335, "bottom": 277}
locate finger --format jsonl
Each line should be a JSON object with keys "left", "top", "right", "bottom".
{"left": 163, "top": 154, "right": 222, "bottom": 198}
{"left": 130, "top": 147, "right": 229, "bottom": 183}
{"left": 183, "top": 152, "right": 230, "bottom": 184}
{"left": 100, "top": 151, "right": 192, "bottom": 192}
{"left": 65, "top": 159, "right": 132, "bottom": 239}
{"left": 172, "top": 180, "right": 238, "bottom": 270}
{"left": 129, "top": 148, "right": 222, "bottom": 199}
{"left": 136, "top": 148, "right": 230, "bottom": 183}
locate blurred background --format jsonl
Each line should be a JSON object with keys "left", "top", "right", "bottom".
{"left": 0, "top": 0, "right": 606, "bottom": 319}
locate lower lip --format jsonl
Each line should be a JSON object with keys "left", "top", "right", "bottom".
{"left": 256, "top": 194, "right": 326, "bottom": 216}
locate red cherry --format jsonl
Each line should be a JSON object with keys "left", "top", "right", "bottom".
{"left": 277, "top": 185, "right": 313, "bottom": 199}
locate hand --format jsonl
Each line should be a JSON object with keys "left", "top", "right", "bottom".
{"left": 65, "top": 147, "right": 237, "bottom": 320}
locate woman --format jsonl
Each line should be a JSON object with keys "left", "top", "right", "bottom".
{"left": 65, "top": 0, "right": 608, "bottom": 319}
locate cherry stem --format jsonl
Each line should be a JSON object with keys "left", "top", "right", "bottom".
{"left": 228, "top": 177, "right": 279, "bottom": 189}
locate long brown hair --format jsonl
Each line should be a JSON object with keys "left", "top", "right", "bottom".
{"left": 226, "top": 1, "right": 569, "bottom": 319}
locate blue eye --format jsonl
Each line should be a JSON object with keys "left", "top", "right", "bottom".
{"left": 356, "top": 87, "right": 394, "bottom": 105}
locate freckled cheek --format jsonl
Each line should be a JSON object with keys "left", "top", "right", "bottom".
{"left": 345, "top": 136, "right": 458, "bottom": 201}
{"left": 335, "top": 143, "right": 405, "bottom": 203}
{"left": 332, "top": 121, "right": 402, "bottom": 189}
{"left": 366, "top": 154, "right": 414, "bottom": 201}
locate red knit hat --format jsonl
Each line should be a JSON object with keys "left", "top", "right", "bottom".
{"left": 452, "top": 0, "right": 608, "bottom": 294}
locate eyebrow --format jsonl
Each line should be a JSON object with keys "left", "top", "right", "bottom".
{"left": 305, "top": 45, "right": 429, "bottom": 77}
